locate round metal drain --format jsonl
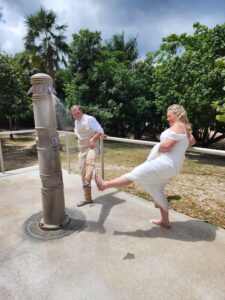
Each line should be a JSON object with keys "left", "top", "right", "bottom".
{"left": 22, "top": 208, "right": 86, "bottom": 241}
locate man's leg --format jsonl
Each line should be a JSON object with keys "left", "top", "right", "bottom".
{"left": 83, "top": 149, "right": 96, "bottom": 201}
{"left": 77, "top": 149, "right": 95, "bottom": 206}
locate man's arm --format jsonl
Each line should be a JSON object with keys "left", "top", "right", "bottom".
{"left": 89, "top": 132, "right": 103, "bottom": 149}
{"left": 88, "top": 116, "right": 105, "bottom": 149}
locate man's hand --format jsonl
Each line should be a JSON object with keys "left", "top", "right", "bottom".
{"left": 88, "top": 133, "right": 106, "bottom": 149}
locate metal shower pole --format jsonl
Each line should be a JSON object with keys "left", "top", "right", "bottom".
{"left": 31, "top": 73, "right": 69, "bottom": 230}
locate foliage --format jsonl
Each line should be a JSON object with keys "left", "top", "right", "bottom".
{"left": 54, "top": 68, "right": 72, "bottom": 101}
{"left": 212, "top": 100, "right": 225, "bottom": 122}
{"left": 69, "top": 29, "right": 102, "bottom": 74}
{"left": 65, "top": 29, "right": 104, "bottom": 119}
{"left": 65, "top": 23, "right": 225, "bottom": 143}
{"left": 24, "top": 7, "right": 69, "bottom": 80}
{"left": 105, "top": 31, "right": 138, "bottom": 64}
{"left": 211, "top": 57, "right": 225, "bottom": 122}
{"left": 1, "top": 8, "right": 225, "bottom": 146}
{"left": 153, "top": 23, "right": 225, "bottom": 145}
{"left": 0, "top": 53, "right": 32, "bottom": 130}
{"left": 65, "top": 29, "right": 155, "bottom": 138}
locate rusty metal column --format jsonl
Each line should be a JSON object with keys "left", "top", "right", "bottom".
{"left": 31, "top": 73, "right": 69, "bottom": 230}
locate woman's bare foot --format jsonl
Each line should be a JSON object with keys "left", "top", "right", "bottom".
{"left": 150, "top": 219, "right": 171, "bottom": 229}
{"left": 95, "top": 172, "right": 105, "bottom": 191}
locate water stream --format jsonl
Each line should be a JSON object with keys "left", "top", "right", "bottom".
{"left": 52, "top": 94, "right": 73, "bottom": 130}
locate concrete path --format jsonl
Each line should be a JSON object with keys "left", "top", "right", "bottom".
{"left": 0, "top": 166, "right": 225, "bottom": 300}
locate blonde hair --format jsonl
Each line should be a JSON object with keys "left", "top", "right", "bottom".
{"left": 167, "top": 104, "right": 192, "bottom": 132}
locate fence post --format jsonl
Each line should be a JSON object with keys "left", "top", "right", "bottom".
{"left": 100, "top": 137, "right": 104, "bottom": 179}
{"left": 66, "top": 133, "right": 71, "bottom": 174}
{"left": 0, "top": 139, "right": 5, "bottom": 173}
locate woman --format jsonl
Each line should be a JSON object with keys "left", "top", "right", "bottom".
{"left": 95, "top": 104, "right": 196, "bottom": 228}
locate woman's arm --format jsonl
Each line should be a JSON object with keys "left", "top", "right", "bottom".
{"left": 158, "top": 122, "right": 188, "bottom": 152}
{"left": 159, "top": 132, "right": 196, "bottom": 152}
{"left": 158, "top": 139, "right": 177, "bottom": 153}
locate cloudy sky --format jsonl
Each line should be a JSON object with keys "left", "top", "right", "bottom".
{"left": 1, "top": 0, "right": 225, "bottom": 58}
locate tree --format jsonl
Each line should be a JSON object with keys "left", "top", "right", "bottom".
{"left": 69, "top": 29, "right": 102, "bottom": 74}
{"left": 212, "top": 100, "right": 225, "bottom": 122}
{"left": 66, "top": 29, "right": 155, "bottom": 138}
{"left": 153, "top": 23, "right": 225, "bottom": 145}
{"left": 105, "top": 32, "right": 138, "bottom": 64}
{"left": 65, "top": 48, "right": 123, "bottom": 133}
{"left": 66, "top": 46, "right": 156, "bottom": 138}
{"left": 24, "top": 7, "right": 69, "bottom": 80}
{"left": 212, "top": 57, "right": 225, "bottom": 122}
{"left": 65, "top": 24, "right": 225, "bottom": 142}
{"left": 0, "top": 53, "right": 32, "bottom": 131}
{"left": 65, "top": 29, "right": 103, "bottom": 111}
{"left": 129, "top": 53, "right": 158, "bottom": 139}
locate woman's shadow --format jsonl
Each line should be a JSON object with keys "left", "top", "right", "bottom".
{"left": 82, "top": 190, "right": 218, "bottom": 242}
{"left": 114, "top": 219, "right": 217, "bottom": 242}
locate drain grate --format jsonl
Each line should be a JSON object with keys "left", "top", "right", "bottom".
{"left": 22, "top": 208, "right": 86, "bottom": 241}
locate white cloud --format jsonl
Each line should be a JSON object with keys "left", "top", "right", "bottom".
{"left": 40, "top": 0, "right": 102, "bottom": 42}
{"left": 0, "top": 3, "right": 24, "bottom": 53}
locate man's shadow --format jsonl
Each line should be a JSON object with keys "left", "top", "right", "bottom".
{"left": 114, "top": 219, "right": 217, "bottom": 242}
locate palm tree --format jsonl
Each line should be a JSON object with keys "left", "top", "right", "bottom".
{"left": 106, "top": 31, "right": 138, "bottom": 63}
{"left": 24, "top": 8, "right": 69, "bottom": 80}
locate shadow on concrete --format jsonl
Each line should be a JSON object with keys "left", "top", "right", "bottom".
{"left": 114, "top": 220, "right": 217, "bottom": 242}
{"left": 84, "top": 191, "right": 126, "bottom": 234}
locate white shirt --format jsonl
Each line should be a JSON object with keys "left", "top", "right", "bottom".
{"left": 75, "top": 114, "right": 104, "bottom": 133}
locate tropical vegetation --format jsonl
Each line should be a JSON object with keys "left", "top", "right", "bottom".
{"left": 0, "top": 9, "right": 225, "bottom": 146}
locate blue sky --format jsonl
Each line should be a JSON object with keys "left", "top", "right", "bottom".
{"left": 1, "top": 0, "right": 225, "bottom": 58}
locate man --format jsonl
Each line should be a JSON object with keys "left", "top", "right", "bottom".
{"left": 71, "top": 104, "right": 105, "bottom": 207}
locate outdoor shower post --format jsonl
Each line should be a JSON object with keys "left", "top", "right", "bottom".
{"left": 31, "top": 73, "right": 69, "bottom": 230}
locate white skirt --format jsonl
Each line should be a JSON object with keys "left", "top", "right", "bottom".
{"left": 123, "top": 157, "right": 176, "bottom": 212}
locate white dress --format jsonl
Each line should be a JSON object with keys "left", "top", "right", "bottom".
{"left": 123, "top": 128, "right": 189, "bottom": 211}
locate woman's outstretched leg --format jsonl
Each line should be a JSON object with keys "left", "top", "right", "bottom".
{"left": 150, "top": 206, "right": 171, "bottom": 228}
{"left": 95, "top": 172, "right": 132, "bottom": 191}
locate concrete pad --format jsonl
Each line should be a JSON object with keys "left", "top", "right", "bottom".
{"left": 0, "top": 166, "right": 225, "bottom": 300}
